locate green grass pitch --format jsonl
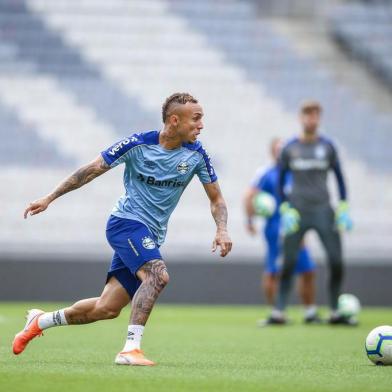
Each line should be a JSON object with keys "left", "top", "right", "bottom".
{"left": 0, "top": 303, "right": 391, "bottom": 392}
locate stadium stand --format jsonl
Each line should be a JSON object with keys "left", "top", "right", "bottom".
{"left": 329, "top": 2, "right": 392, "bottom": 89}
{"left": 0, "top": 0, "right": 391, "bottom": 262}
{"left": 0, "top": 101, "right": 73, "bottom": 167}
{"left": 169, "top": 0, "right": 392, "bottom": 172}
{"left": 0, "top": 0, "right": 156, "bottom": 135}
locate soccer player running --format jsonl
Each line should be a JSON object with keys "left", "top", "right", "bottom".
{"left": 14, "top": 93, "right": 232, "bottom": 366}
{"left": 244, "top": 138, "right": 319, "bottom": 325}
{"left": 268, "top": 100, "right": 354, "bottom": 325}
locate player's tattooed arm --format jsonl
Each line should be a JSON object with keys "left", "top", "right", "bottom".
{"left": 24, "top": 155, "right": 110, "bottom": 218}
{"left": 203, "top": 182, "right": 233, "bottom": 257}
{"left": 49, "top": 155, "right": 110, "bottom": 200}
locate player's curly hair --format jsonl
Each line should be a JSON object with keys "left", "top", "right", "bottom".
{"left": 162, "top": 92, "right": 198, "bottom": 123}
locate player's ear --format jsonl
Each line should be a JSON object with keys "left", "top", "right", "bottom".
{"left": 169, "top": 113, "right": 180, "bottom": 127}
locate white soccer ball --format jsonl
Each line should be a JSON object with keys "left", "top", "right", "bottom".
{"left": 338, "top": 294, "right": 361, "bottom": 317}
{"left": 253, "top": 192, "right": 276, "bottom": 218}
{"left": 366, "top": 326, "right": 392, "bottom": 365}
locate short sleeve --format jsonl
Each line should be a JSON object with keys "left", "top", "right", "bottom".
{"left": 195, "top": 147, "right": 218, "bottom": 184}
{"left": 250, "top": 166, "right": 266, "bottom": 189}
{"left": 101, "top": 134, "right": 141, "bottom": 168}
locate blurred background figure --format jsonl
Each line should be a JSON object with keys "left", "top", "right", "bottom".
{"left": 272, "top": 101, "right": 354, "bottom": 325}
{"left": 244, "top": 138, "right": 319, "bottom": 324}
{"left": 0, "top": 0, "right": 391, "bottom": 306}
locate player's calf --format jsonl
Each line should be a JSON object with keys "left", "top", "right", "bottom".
{"left": 132, "top": 259, "right": 169, "bottom": 326}
{"left": 64, "top": 277, "right": 130, "bottom": 324}
{"left": 63, "top": 301, "right": 121, "bottom": 324}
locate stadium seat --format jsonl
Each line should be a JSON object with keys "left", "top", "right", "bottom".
{"left": 0, "top": 0, "right": 391, "bottom": 261}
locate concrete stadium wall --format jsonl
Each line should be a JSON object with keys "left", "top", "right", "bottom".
{"left": 0, "top": 259, "right": 391, "bottom": 306}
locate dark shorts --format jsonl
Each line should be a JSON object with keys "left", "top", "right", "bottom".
{"left": 105, "top": 215, "right": 162, "bottom": 298}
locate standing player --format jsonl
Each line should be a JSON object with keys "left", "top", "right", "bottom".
{"left": 14, "top": 93, "right": 232, "bottom": 366}
{"left": 270, "top": 100, "right": 354, "bottom": 325}
{"left": 244, "top": 138, "right": 319, "bottom": 324}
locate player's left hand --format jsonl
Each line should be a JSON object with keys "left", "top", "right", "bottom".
{"left": 335, "top": 201, "right": 353, "bottom": 232}
{"left": 212, "top": 229, "right": 232, "bottom": 257}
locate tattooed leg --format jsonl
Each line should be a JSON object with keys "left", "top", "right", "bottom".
{"left": 63, "top": 276, "right": 131, "bottom": 325}
{"left": 33, "top": 277, "right": 130, "bottom": 333}
{"left": 131, "top": 259, "right": 170, "bottom": 326}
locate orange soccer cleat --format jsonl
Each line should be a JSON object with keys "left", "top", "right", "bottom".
{"left": 13, "top": 309, "right": 44, "bottom": 355}
{"left": 115, "top": 349, "right": 155, "bottom": 366}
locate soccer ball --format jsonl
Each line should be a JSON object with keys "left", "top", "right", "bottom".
{"left": 253, "top": 192, "right": 276, "bottom": 217}
{"left": 338, "top": 294, "right": 361, "bottom": 317}
{"left": 365, "top": 326, "right": 392, "bottom": 365}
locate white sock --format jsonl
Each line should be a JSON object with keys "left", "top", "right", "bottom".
{"left": 122, "top": 325, "right": 144, "bottom": 352}
{"left": 38, "top": 309, "right": 68, "bottom": 330}
{"left": 304, "top": 305, "right": 317, "bottom": 318}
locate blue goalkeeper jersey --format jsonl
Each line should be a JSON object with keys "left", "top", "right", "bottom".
{"left": 101, "top": 130, "right": 217, "bottom": 245}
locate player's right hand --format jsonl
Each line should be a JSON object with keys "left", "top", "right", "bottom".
{"left": 280, "top": 202, "right": 300, "bottom": 235}
{"left": 212, "top": 229, "right": 232, "bottom": 257}
{"left": 24, "top": 196, "right": 51, "bottom": 219}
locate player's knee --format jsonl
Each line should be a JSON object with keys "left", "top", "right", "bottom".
{"left": 161, "top": 269, "right": 170, "bottom": 286}
{"left": 102, "top": 306, "right": 120, "bottom": 320}
{"left": 151, "top": 260, "right": 170, "bottom": 287}
{"left": 302, "top": 270, "right": 315, "bottom": 282}
{"left": 153, "top": 268, "right": 169, "bottom": 289}
{"left": 330, "top": 262, "right": 343, "bottom": 280}
{"left": 140, "top": 260, "right": 169, "bottom": 290}
{"left": 281, "top": 261, "right": 296, "bottom": 279}
{"left": 95, "top": 301, "right": 121, "bottom": 320}
{"left": 264, "top": 275, "right": 277, "bottom": 292}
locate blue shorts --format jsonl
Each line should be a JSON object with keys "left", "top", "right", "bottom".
{"left": 264, "top": 218, "right": 315, "bottom": 275}
{"left": 106, "top": 215, "right": 162, "bottom": 298}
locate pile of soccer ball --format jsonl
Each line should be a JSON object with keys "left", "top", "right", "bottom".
{"left": 337, "top": 294, "right": 392, "bottom": 366}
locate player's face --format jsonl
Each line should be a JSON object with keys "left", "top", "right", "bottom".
{"left": 176, "top": 103, "right": 204, "bottom": 143}
{"left": 300, "top": 111, "right": 320, "bottom": 134}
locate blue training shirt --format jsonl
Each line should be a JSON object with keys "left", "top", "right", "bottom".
{"left": 101, "top": 130, "right": 217, "bottom": 245}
